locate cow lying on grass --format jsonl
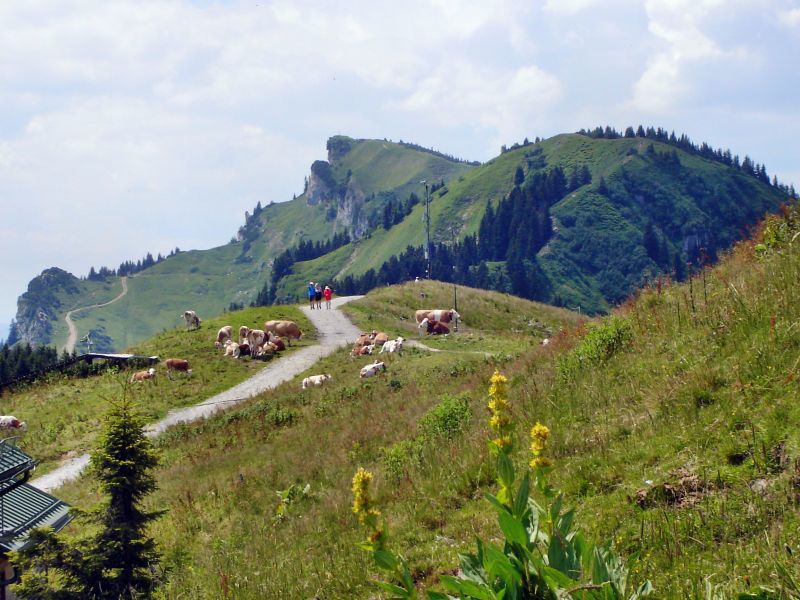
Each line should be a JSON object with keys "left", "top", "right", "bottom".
{"left": 0, "top": 416, "right": 27, "bottom": 433}
{"left": 302, "top": 374, "right": 332, "bottom": 389}
{"left": 380, "top": 337, "right": 404, "bottom": 353}
{"left": 130, "top": 368, "right": 156, "bottom": 382}
{"left": 419, "top": 318, "right": 449, "bottom": 335}
{"left": 360, "top": 360, "right": 386, "bottom": 379}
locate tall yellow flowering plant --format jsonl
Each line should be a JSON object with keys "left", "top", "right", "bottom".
{"left": 353, "top": 370, "right": 653, "bottom": 599}
{"left": 488, "top": 370, "right": 513, "bottom": 454}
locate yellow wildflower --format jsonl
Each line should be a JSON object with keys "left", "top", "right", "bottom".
{"left": 351, "top": 467, "right": 373, "bottom": 520}
{"left": 529, "top": 422, "right": 552, "bottom": 469}
{"left": 529, "top": 456, "right": 552, "bottom": 469}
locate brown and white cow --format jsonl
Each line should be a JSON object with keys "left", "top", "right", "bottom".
{"left": 419, "top": 318, "right": 450, "bottom": 335}
{"left": 264, "top": 320, "right": 303, "bottom": 346}
{"left": 130, "top": 367, "right": 156, "bottom": 382}
{"left": 414, "top": 309, "right": 460, "bottom": 325}
{"left": 0, "top": 416, "right": 28, "bottom": 433}
{"left": 302, "top": 374, "right": 332, "bottom": 389}
{"left": 351, "top": 344, "right": 375, "bottom": 357}
{"left": 215, "top": 325, "right": 233, "bottom": 348}
{"left": 360, "top": 360, "right": 386, "bottom": 379}
{"left": 239, "top": 325, "right": 251, "bottom": 343}
{"left": 247, "top": 329, "right": 267, "bottom": 350}
{"left": 165, "top": 358, "right": 192, "bottom": 376}
{"left": 372, "top": 331, "right": 389, "bottom": 347}
{"left": 182, "top": 310, "right": 202, "bottom": 330}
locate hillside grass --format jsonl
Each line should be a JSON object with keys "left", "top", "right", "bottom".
{"left": 4, "top": 305, "right": 312, "bottom": 474}
{"left": 55, "top": 204, "right": 800, "bottom": 598}
{"left": 53, "top": 284, "right": 574, "bottom": 598}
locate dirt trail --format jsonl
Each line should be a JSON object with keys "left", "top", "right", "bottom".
{"left": 64, "top": 276, "right": 129, "bottom": 353}
{"left": 32, "top": 295, "right": 363, "bottom": 493}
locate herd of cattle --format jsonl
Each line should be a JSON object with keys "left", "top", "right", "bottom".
{"left": 1, "top": 306, "right": 463, "bottom": 438}
{"left": 128, "top": 307, "right": 461, "bottom": 390}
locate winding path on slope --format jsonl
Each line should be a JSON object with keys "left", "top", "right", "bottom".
{"left": 32, "top": 295, "right": 363, "bottom": 493}
{"left": 64, "top": 276, "right": 129, "bottom": 353}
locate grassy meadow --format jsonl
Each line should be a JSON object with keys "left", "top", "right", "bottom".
{"left": 40, "top": 202, "right": 800, "bottom": 598}
{"left": 3, "top": 305, "right": 312, "bottom": 474}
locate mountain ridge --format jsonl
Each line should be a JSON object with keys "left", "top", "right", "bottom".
{"left": 10, "top": 130, "right": 792, "bottom": 350}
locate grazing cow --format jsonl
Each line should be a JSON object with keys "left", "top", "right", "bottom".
{"left": 247, "top": 329, "right": 267, "bottom": 350}
{"left": 0, "top": 416, "right": 28, "bottom": 433}
{"left": 223, "top": 339, "right": 238, "bottom": 356}
{"left": 360, "top": 360, "right": 387, "bottom": 379}
{"left": 165, "top": 358, "right": 192, "bottom": 376}
{"left": 414, "top": 309, "right": 460, "bottom": 325}
{"left": 351, "top": 344, "right": 375, "bottom": 357}
{"left": 182, "top": 310, "right": 202, "bottom": 330}
{"left": 302, "top": 374, "right": 332, "bottom": 389}
{"left": 419, "top": 318, "right": 450, "bottom": 335}
{"left": 130, "top": 367, "right": 156, "bottom": 383}
{"left": 239, "top": 325, "right": 250, "bottom": 343}
{"left": 380, "top": 337, "right": 405, "bottom": 354}
{"left": 215, "top": 325, "right": 233, "bottom": 348}
{"left": 263, "top": 320, "right": 303, "bottom": 346}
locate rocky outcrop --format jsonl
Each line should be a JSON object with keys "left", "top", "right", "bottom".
{"left": 305, "top": 144, "right": 370, "bottom": 238}
{"left": 306, "top": 160, "right": 337, "bottom": 206}
{"left": 13, "top": 267, "right": 80, "bottom": 346}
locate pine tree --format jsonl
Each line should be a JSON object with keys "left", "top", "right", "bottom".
{"left": 514, "top": 166, "right": 525, "bottom": 186}
{"left": 13, "top": 399, "right": 162, "bottom": 598}
{"left": 90, "top": 399, "right": 162, "bottom": 597}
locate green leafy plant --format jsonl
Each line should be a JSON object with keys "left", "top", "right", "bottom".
{"left": 353, "top": 371, "right": 653, "bottom": 599}
{"left": 557, "top": 316, "right": 632, "bottom": 382}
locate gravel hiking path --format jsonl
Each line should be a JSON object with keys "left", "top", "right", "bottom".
{"left": 32, "top": 295, "right": 364, "bottom": 493}
{"left": 64, "top": 276, "right": 129, "bottom": 353}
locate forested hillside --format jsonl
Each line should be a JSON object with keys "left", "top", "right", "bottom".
{"left": 266, "top": 130, "right": 791, "bottom": 314}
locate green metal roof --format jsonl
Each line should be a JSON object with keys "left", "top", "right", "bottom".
{"left": 0, "top": 481, "right": 73, "bottom": 553}
{"left": 0, "top": 440, "right": 36, "bottom": 485}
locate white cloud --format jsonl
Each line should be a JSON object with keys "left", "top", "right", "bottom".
{"left": 392, "top": 61, "right": 562, "bottom": 138}
{"left": 630, "top": 0, "right": 751, "bottom": 113}
{"left": 778, "top": 8, "right": 800, "bottom": 26}
{"left": 542, "top": 0, "right": 599, "bottom": 16}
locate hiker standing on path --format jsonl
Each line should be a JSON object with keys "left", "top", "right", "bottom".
{"left": 307, "top": 281, "right": 316, "bottom": 309}
{"left": 315, "top": 283, "right": 323, "bottom": 309}
{"left": 324, "top": 285, "right": 333, "bottom": 309}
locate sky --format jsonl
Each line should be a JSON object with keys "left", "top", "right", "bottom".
{"left": 1, "top": 0, "right": 799, "bottom": 336}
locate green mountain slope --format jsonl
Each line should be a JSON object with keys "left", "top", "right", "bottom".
{"left": 15, "top": 138, "right": 475, "bottom": 351}
{"left": 14, "top": 131, "right": 789, "bottom": 351}
{"left": 275, "top": 134, "right": 788, "bottom": 314}
{"left": 52, "top": 202, "right": 800, "bottom": 597}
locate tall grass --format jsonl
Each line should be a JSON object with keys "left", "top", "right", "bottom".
{"left": 53, "top": 206, "right": 800, "bottom": 598}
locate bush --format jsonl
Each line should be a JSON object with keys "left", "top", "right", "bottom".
{"left": 557, "top": 316, "right": 632, "bottom": 381}
{"left": 418, "top": 394, "right": 471, "bottom": 441}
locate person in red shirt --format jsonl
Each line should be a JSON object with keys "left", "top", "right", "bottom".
{"left": 323, "top": 285, "right": 333, "bottom": 309}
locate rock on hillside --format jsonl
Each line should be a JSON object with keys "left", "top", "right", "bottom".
{"left": 12, "top": 267, "right": 80, "bottom": 346}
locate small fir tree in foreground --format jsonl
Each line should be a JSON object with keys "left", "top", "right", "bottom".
{"left": 12, "top": 399, "right": 162, "bottom": 599}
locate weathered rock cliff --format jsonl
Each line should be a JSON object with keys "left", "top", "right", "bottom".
{"left": 12, "top": 267, "right": 79, "bottom": 346}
